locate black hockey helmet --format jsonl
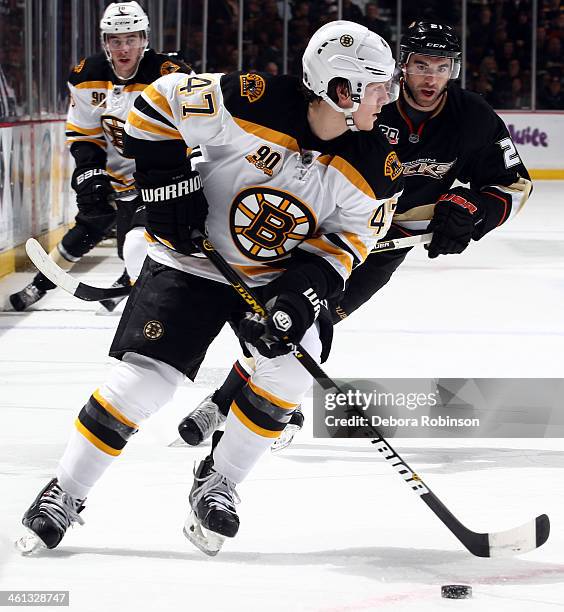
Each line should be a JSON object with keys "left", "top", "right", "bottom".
{"left": 400, "top": 21, "right": 461, "bottom": 78}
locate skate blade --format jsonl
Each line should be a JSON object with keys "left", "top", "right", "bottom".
{"left": 183, "top": 512, "right": 225, "bottom": 557}
{"left": 0, "top": 295, "right": 15, "bottom": 312}
{"left": 95, "top": 307, "right": 122, "bottom": 316}
{"left": 15, "top": 531, "right": 46, "bottom": 555}
{"left": 271, "top": 424, "right": 300, "bottom": 453}
{"left": 168, "top": 437, "right": 188, "bottom": 448}
{"left": 95, "top": 299, "right": 125, "bottom": 316}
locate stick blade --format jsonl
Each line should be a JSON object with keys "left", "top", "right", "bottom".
{"left": 488, "top": 513, "right": 550, "bottom": 557}
{"left": 25, "top": 238, "right": 79, "bottom": 295}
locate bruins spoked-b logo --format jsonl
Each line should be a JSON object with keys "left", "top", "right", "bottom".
{"left": 230, "top": 187, "right": 315, "bottom": 261}
{"left": 340, "top": 34, "right": 354, "bottom": 47}
{"left": 240, "top": 73, "right": 266, "bottom": 103}
{"left": 143, "top": 320, "right": 164, "bottom": 340}
{"left": 101, "top": 115, "right": 126, "bottom": 154}
{"left": 384, "top": 151, "right": 403, "bottom": 181}
{"left": 160, "top": 60, "right": 181, "bottom": 76}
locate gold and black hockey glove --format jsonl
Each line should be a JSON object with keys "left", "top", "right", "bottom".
{"left": 71, "top": 166, "right": 115, "bottom": 233}
{"left": 239, "top": 289, "right": 320, "bottom": 358}
{"left": 135, "top": 165, "right": 208, "bottom": 256}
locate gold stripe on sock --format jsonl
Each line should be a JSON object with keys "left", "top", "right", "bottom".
{"left": 231, "top": 402, "right": 281, "bottom": 439}
{"left": 75, "top": 418, "right": 122, "bottom": 456}
{"left": 93, "top": 389, "right": 138, "bottom": 429}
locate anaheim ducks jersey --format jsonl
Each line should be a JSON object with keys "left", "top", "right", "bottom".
{"left": 66, "top": 49, "right": 190, "bottom": 194}
{"left": 124, "top": 71, "right": 403, "bottom": 289}
{"left": 377, "top": 84, "right": 531, "bottom": 239}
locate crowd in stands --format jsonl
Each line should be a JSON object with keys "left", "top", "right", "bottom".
{"left": 187, "top": 0, "right": 564, "bottom": 112}
{"left": 1, "top": 0, "right": 563, "bottom": 121}
{"left": 467, "top": 0, "right": 564, "bottom": 109}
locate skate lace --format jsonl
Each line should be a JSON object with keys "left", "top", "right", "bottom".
{"left": 39, "top": 484, "right": 85, "bottom": 532}
{"left": 191, "top": 467, "right": 240, "bottom": 515}
{"left": 190, "top": 397, "right": 225, "bottom": 437}
{"left": 22, "top": 283, "right": 44, "bottom": 301}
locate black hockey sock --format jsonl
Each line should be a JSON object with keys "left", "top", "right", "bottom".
{"left": 32, "top": 272, "right": 57, "bottom": 292}
{"left": 212, "top": 361, "right": 249, "bottom": 416}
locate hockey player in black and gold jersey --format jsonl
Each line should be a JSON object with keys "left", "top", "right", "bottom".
{"left": 16, "top": 21, "right": 403, "bottom": 556}
{"left": 3, "top": 1, "right": 190, "bottom": 313}
{"left": 178, "top": 21, "right": 533, "bottom": 453}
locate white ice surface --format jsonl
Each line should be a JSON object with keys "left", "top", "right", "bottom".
{"left": 0, "top": 182, "right": 563, "bottom": 611}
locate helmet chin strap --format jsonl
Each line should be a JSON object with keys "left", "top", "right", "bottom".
{"left": 344, "top": 111, "right": 359, "bottom": 132}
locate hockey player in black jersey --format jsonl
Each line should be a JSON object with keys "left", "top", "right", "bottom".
{"left": 2, "top": 1, "right": 190, "bottom": 313}
{"left": 16, "top": 21, "right": 402, "bottom": 555}
{"left": 178, "top": 21, "right": 532, "bottom": 451}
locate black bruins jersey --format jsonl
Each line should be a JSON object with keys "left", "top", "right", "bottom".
{"left": 377, "top": 83, "right": 532, "bottom": 239}
{"left": 125, "top": 72, "right": 403, "bottom": 289}
{"left": 66, "top": 49, "right": 190, "bottom": 193}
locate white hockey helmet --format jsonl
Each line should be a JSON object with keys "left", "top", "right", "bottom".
{"left": 303, "top": 21, "right": 398, "bottom": 122}
{"left": 100, "top": 2, "right": 149, "bottom": 78}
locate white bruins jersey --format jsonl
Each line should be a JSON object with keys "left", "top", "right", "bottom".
{"left": 125, "top": 72, "right": 404, "bottom": 288}
{"left": 65, "top": 50, "right": 189, "bottom": 193}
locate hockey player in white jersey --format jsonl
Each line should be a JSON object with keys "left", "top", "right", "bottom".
{"left": 16, "top": 21, "right": 403, "bottom": 556}
{"left": 2, "top": 1, "right": 190, "bottom": 313}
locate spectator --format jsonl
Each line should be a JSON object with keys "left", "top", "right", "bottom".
{"left": 544, "top": 36, "right": 563, "bottom": 72}
{"left": 263, "top": 61, "right": 279, "bottom": 75}
{"left": 468, "top": 6, "right": 497, "bottom": 62}
{"left": 492, "top": 57, "right": 523, "bottom": 108}
{"left": 363, "top": 2, "right": 392, "bottom": 43}
{"left": 509, "top": 76, "right": 531, "bottom": 108}
{"left": 342, "top": 0, "right": 364, "bottom": 23}
{"left": 538, "top": 73, "right": 564, "bottom": 109}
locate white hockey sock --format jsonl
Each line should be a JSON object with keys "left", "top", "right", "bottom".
{"left": 212, "top": 409, "right": 274, "bottom": 484}
{"left": 56, "top": 428, "right": 117, "bottom": 499}
{"left": 123, "top": 226, "right": 147, "bottom": 282}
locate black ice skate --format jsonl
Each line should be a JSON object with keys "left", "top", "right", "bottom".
{"left": 15, "top": 478, "right": 85, "bottom": 554}
{"left": 184, "top": 435, "right": 240, "bottom": 556}
{"left": 177, "top": 394, "right": 226, "bottom": 446}
{"left": 271, "top": 407, "right": 304, "bottom": 453}
{"left": 97, "top": 268, "right": 131, "bottom": 314}
{"left": 4, "top": 282, "right": 46, "bottom": 312}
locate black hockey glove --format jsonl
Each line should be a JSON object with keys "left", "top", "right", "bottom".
{"left": 135, "top": 165, "right": 208, "bottom": 256}
{"left": 239, "top": 289, "right": 320, "bottom": 359}
{"left": 427, "top": 188, "right": 481, "bottom": 259}
{"left": 71, "top": 167, "right": 113, "bottom": 215}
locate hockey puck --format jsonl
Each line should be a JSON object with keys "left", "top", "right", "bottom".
{"left": 441, "top": 585, "right": 472, "bottom": 599}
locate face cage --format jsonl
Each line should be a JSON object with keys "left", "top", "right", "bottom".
{"left": 102, "top": 32, "right": 148, "bottom": 80}
{"left": 401, "top": 52, "right": 461, "bottom": 80}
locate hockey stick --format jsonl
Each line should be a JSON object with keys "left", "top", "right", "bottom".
{"left": 23, "top": 233, "right": 431, "bottom": 304}
{"left": 25, "top": 239, "right": 131, "bottom": 302}
{"left": 370, "top": 232, "right": 431, "bottom": 253}
{"left": 193, "top": 233, "right": 550, "bottom": 558}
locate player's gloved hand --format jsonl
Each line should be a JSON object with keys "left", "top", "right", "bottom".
{"left": 427, "top": 188, "right": 480, "bottom": 259}
{"left": 135, "top": 165, "right": 208, "bottom": 256}
{"left": 239, "top": 289, "right": 320, "bottom": 358}
{"left": 71, "top": 167, "right": 113, "bottom": 215}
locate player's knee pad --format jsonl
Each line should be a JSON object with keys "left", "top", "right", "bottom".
{"left": 76, "top": 390, "right": 139, "bottom": 458}
{"left": 122, "top": 226, "right": 148, "bottom": 282}
{"left": 60, "top": 222, "right": 107, "bottom": 259}
{"left": 97, "top": 352, "right": 184, "bottom": 426}
{"left": 230, "top": 381, "right": 298, "bottom": 439}
{"left": 116, "top": 198, "right": 145, "bottom": 258}
{"left": 251, "top": 322, "right": 321, "bottom": 404}
{"left": 75, "top": 206, "right": 116, "bottom": 236}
